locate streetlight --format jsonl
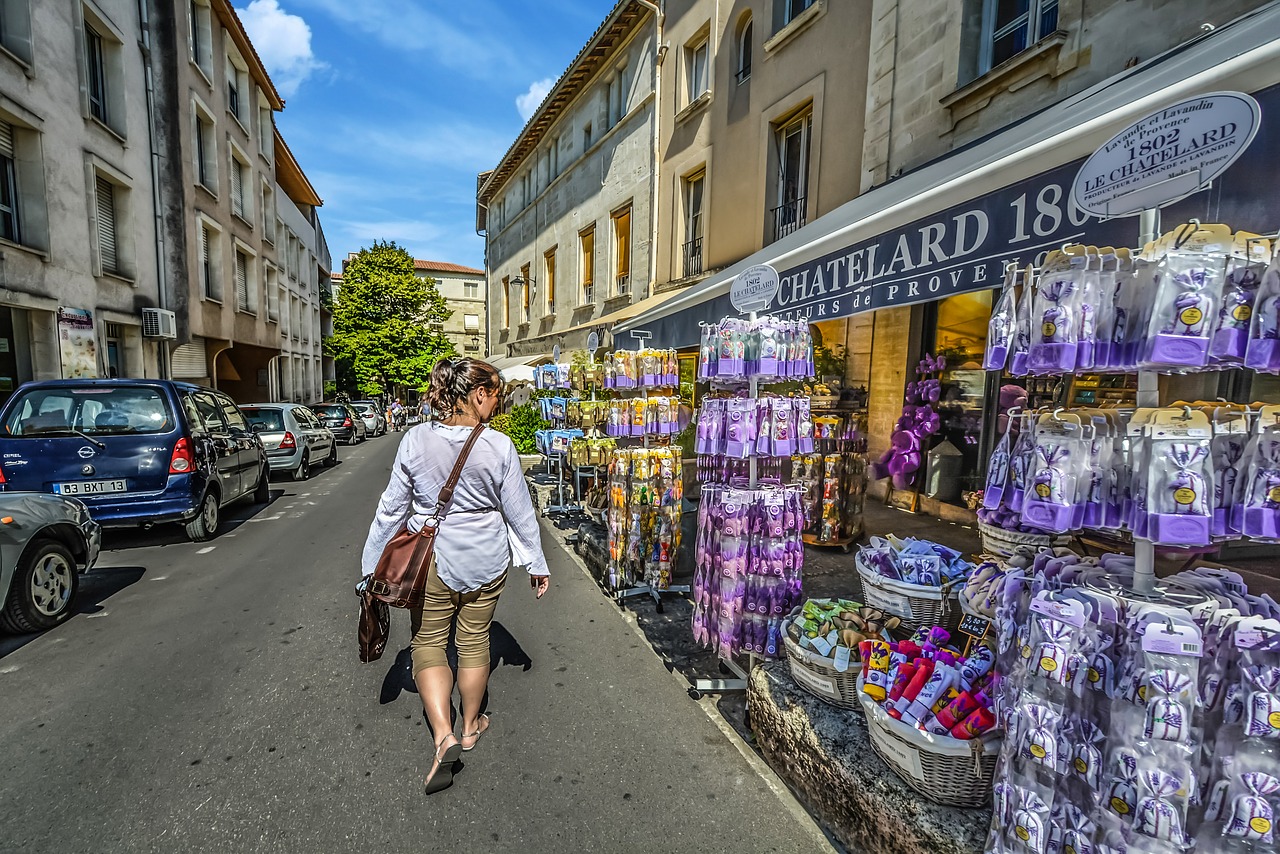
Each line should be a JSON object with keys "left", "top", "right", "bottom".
{"left": 511, "top": 273, "right": 535, "bottom": 321}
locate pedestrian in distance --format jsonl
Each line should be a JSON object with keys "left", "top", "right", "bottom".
{"left": 360, "top": 357, "right": 550, "bottom": 796}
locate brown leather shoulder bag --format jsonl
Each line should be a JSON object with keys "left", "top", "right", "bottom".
{"left": 367, "top": 424, "right": 486, "bottom": 609}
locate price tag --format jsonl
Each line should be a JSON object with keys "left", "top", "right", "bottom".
{"left": 833, "top": 645, "right": 852, "bottom": 673}
{"left": 959, "top": 614, "right": 991, "bottom": 640}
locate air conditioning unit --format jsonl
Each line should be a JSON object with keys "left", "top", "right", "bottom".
{"left": 141, "top": 307, "right": 177, "bottom": 339}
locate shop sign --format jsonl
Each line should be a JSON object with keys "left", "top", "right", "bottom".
{"left": 57, "top": 307, "right": 98, "bottom": 379}
{"left": 1073, "top": 92, "right": 1261, "bottom": 217}
{"left": 729, "top": 264, "right": 780, "bottom": 313}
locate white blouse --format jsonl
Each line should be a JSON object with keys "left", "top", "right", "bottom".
{"left": 360, "top": 422, "right": 549, "bottom": 591}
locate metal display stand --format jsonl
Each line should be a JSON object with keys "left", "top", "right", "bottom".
{"left": 612, "top": 330, "right": 691, "bottom": 612}
{"left": 544, "top": 446, "right": 579, "bottom": 516}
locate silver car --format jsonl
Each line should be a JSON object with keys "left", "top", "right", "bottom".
{"left": 241, "top": 403, "right": 338, "bottom": 481}
{"left": 0, "top": 492, "right": 101, "bottom": 634}
{"left": 350, "top": 400, "right": 386, "bottom": 437}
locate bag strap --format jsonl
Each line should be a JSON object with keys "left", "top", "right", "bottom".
{"left": 424, "top": 424, "right": 486, "bottom": 528}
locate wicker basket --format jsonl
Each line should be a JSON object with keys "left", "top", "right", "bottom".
{"left": 855, "top": 554, "right": 961, "bottom": 632}
{"left": 782, "top": 618, "right": 863, "bottom": 710}
{"left": 857, "top": 675, "right": 1001, "bottom": 808}
{"left": 977, "top": 521, "right": 1070, "bottom": 559}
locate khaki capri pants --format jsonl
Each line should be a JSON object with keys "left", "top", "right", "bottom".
{"left": 409, "top": 559, "right": 507, "bottom": 676}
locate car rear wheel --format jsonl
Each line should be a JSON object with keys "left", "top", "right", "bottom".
{"left": 293, "top": 453, "right": 310, "bottom": 481}
{"left": 185, "top": 491, "right": 220, "bottom": 542}
{"left": 0, "top": 540, "right": 79, "bottom": 634}
{"left": 253, "top": 465, "right": 271, "bottom": 503}
{"left": 326, "top": 442, "right": 338, "bottom": 467}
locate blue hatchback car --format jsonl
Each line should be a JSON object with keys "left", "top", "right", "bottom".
{"left": 0, "top": 380, "right": 269, "bottom": 541}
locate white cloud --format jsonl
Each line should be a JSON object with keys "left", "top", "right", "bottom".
{"left": 516, "top": 78, "right": 555, "bottom": 122}
{"left": 236, "top": 0, "right": 324, "bottom": 98}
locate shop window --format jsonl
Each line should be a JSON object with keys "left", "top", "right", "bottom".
{"left": 735, "top": 15, "right": 753, "bottom": 84}
{"left": 612, "top": 206, "right": 631, "bottom": 295}
{"left": 770, "top": 111, "right": 811, "bottom": 243}
{"left": 925, "top": 290, "right": 995, "bottom": 501}
{"left": 683, "top": 170, "right": 705, "bottom": 278}
{"left": 980, "top": 0, "right": 1060, "bottom": 75}
{"left": 580, "top": 226, "right": 595, "bottom": 302}
{"left": 544, "top": 248, "right": 556, "bottom": 314}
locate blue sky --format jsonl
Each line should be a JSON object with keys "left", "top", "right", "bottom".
{"left": 235, "top": 0, "right": 615, "bottom": 270}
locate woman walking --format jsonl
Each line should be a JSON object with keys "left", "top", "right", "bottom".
{"left": 361, "top": 358, "right": 550, "bottom": 795}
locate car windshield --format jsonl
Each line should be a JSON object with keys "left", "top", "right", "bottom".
{"left": 352, "top": 404, "right": 376, "bottom": 414}
{"left": 313, "top": 405, "right": 347, "bottom": 418}
{"left": 3, "top": 386, "right": 175, "bottom": 436}
{"left": 241, "top": 407, "right": 285, "bottom": 431}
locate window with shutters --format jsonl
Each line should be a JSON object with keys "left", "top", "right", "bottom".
{"left": 262, "top": 181, "right": 275, "bottom": 243}
{"left": 258, "top": 102, "right": 272, "bottom": 161}
{"left": 189, "top": 0, "right": 213, "bottom": 78}
{"left": 544, "top": 248, "right": 556, "bottom": 314}
{"left": 192, "top": 99, "right": 216, "bottom": 192}
{"left": 85, "top": 23, "right": 107, "bottom": 124}
{"left": 81, "top": 9, "right": 125, "bottom": 137}
{"left": 229, "top": 148, "right": 251, "bottom": 224}
{"left": 94, "top": 175, "right": 118, "bottom": 275}
{"left": 0, "top": 120, "right": 20, "bottom": 244}
{"left": 612, "top": 205, "right": 631, "bottom": 295}
{"left": 266, "top": 264, "right": 279, "bottom": 321}
{"left": 225, "top": 43, "right": 249, "bottom": 129}
{"left": 234, "top": 249, "right": 249, "bottom": 310}
{"left": 0, "top": 2, "right": 33, "bottom": 66}
{"left": 198, "top": 217, "right": 223, "bottom": 301}
{"left": 579, "top": 227, "right": 595, "bottom": 302}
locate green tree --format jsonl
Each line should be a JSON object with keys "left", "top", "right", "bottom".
{"left": 326, "top": 241, "right": 456, "bottom": 397}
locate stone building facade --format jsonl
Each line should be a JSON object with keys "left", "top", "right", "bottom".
{"left": 413, "top": 260, "right": 487, "bottom": 357}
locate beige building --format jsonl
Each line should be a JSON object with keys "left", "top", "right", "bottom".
{"left": 0, "top": 0, "right": 166, "bottom": 402}
{"left": 412, "top": 260, "right": 487, "bottom": 356}
{"left": 477, "top": 0, "right": 659, "bottom": 360}
{"left": 149, "top": 0, "right": 327, "bottom": 404}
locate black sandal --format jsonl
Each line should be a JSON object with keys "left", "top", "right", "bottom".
{"left": 424, "top": 734, "right": 462, "bottom": 795}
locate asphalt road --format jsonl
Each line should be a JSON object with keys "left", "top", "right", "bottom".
{"left": 0, "top": 431, "right": 832, "bottom": 854}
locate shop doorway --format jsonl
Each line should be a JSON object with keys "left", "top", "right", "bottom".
{"left": 0, "top": 307, "right": 29, "bottom": 406}
{"left": 104, "top": 322, "right": 123, "bottom": 378}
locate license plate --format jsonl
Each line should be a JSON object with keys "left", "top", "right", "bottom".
{"left": 55, "top": 479, "right": 127, "bottom": 496}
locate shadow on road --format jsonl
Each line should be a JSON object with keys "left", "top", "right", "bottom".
{"left": 100, "top": 488, "right": 292, "bottom": 551}
{"left": 0, "top": 564, "right": 146, "bottom": 658}
{"left": 378, "top": 620, "right": 534, "bottom": 705}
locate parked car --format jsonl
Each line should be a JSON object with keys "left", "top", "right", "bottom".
{"left": 310, "top": 402, "right": 367, "bottom": 445}
{"left": 0, "top": 492, "right": 101, "bottom": 633}
{"left": 241, "top": 403, "right": 337, "bottom": 481}
{"left": 350, "top": 401, "right": 386, "bottom": 436}
{"left": 0, "top": 379, "right": 269, "bottom": 542}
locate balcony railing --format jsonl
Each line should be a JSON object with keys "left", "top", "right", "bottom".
{"left": 682, "top": 236, "right": 703, "bottom": 278}
{"left": 770, "top": 196, "right": 808, "bottom": 243}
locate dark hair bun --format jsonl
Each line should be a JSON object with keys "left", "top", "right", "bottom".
{"left": 427, "top": 358, "right": 500, "bottom": 416}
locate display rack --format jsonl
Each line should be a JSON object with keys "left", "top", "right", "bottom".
{"left": 608, "top": 330, "right": 690, "bottom": 612}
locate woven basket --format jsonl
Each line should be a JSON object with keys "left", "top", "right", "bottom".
{"left": 857, "top": 676, "right": 1001, "bottom": 808}
{"left": 782, "top": 618, "right": 863, "bottom": 710}
{"left": 977, "top": 521, "right": 1070, "bottom": 558}
{"left": 855, "top": 554, "right": 961, "bottom": 633}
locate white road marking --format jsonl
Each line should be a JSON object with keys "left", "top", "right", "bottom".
{"left": 86, "top": 612, "right": 110, "bottom": 618}
{"left": 0, "top": 664, "right": 20, "bottom": 674}
{"left": 150, "top": 576, "right": 168, "bottom": 581}
{"left": 196, "top": 546, "right": 215, "bottom": 554}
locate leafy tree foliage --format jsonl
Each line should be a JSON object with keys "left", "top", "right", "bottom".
{"left": 326, "top": 241, "right": 456, "bottom": 397}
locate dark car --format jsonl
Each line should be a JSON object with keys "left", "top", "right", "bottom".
{"left": 0, "top": 380, "right": 269, "bottom": 542}
{"left": 0, "top": 492, "right": 101, "bottom": 633}
{"left": 310, "top": 402, "right": 367, "bottom": 445}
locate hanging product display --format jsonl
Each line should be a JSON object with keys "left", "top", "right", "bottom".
{"left": 980, "top": 404, "right": 1280, "bottom": 545}
{"left": 984, "top": 546, "right": 1280, "bottom": 854}
{"left": 985, "top": 230, "right": 1275, "bottom": 376}
{"left": 795, "top": 412, "right": 868, "bottom": 546}
{"left": 604, "top": 396, "right": 684, "bottom": 437}
{"left": 697, "top": 317, "right": 816, "bottom": 383}
{"left": 536, "top": 363, "right": 574, "bottom": 390}
{"left": 606, "top": 447, "right": 683, "bottom": 592}
{"left": 695, "top": 396, "right": 815, "bottom": 459}
{"left": 691, "top": 482, "right": 805, "bottom": 659}
{"left": 602, "top": 348, "right": 679, "bottom": 389}
{"left": 567, "top": 436, "right": 616, "bottom": 469}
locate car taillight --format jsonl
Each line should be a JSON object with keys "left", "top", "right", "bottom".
{"left": 343, "top": 417, "right": 352, "bottom": 427}
{"left": 0, "top": 462, "right": 7, "bottom": 484}
{"left": 279, "top": 431, "right": 296, "bottom": 450}
{"left": 169, "top": 438, "right": 193, "bottom": 474}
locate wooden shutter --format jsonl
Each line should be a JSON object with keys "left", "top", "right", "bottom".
{"left": 95, "top": 176, "right": 118, "bottom": 274}
{"left": 0, "top": 121, "right": 14, "bottom": 158}
{"left": 235, "top": 251, "right": 248, "bottom": 309}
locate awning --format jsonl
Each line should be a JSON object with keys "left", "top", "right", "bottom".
{"left": 617, "top": 3, "right": 1280, "bottom": 348}
{"left": 485, "top": 352, "right": 553, "bottom": 383}
{"left": 546, "top": 285, "right": 698, "bottom": 346}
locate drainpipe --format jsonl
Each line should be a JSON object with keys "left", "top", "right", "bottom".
{"left": 635, "top": 0, "right": 663, "bottom": 300}
{"left": 139, "top": 0, "right": 171, "bottom": 380}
